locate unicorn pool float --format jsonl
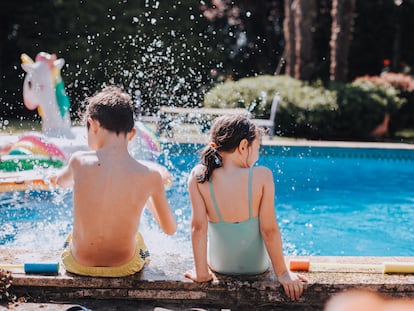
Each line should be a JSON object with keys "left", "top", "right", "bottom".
{"left": 0, "top": 52, "right": 170, "bottom": 192}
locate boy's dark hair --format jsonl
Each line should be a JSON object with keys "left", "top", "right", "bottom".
{"left": 86, "top": 86, "right": 134, "bottom": 135}
{"left": 197, "top": 115, "right": 261, "bottom": 183}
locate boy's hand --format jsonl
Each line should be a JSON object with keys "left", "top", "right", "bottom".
{"left": 184, "top": 270, "right": 214, "bottom": 283}
{"left": 48, "top": 175, "right": 58, "bottom": 186}
{"left": 277, "top": 270, "right": 308, "bottom": 301}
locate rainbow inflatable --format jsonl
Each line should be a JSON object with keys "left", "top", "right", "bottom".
{"left": 0, "top": 133, "right": 65, "bottom": 172}
{"left": 135, "top": 122, "right": 161, "bottom": 161}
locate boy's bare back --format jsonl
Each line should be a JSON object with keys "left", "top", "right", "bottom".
{"left": 69, "top": 148, "right": 166, "bottom": 266}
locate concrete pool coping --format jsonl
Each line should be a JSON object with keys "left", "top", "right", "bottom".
{"left": 161, "top": 134, "right": 414, "bottom": 150}
{"left": 1, "top": 249, "right": 414, "bottom": 310}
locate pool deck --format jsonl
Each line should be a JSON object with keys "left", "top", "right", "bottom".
{"left": 1, "top": 249, "right": 414, "bottom": 310}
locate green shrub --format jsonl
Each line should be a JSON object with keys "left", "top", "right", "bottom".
{"left": 204, "top": 75, "right": 337, "bottom": 138}
{"left": 203, "top": 75, "right": 302, "bottom": 112}
{"left": 355, "top": 73, "right": 414, "bottom": 131}
{"left": 329, "top": 80, "right": 403, "bottom": 139}
{"left": 203, "top": 75, "right": 404, "bottom": 140}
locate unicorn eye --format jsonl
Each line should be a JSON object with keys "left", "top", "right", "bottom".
{"left": 28, "top": 80, "right": 32, "bottom": 89}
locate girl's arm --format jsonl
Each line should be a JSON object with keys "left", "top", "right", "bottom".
{"left": 258, "top": 167, "right": 308, "bottom": 300}
{"left": 184, "top": 168, "right": 213, "bottom": 282}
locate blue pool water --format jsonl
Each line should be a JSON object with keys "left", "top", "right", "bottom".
{"left": 1, "top": 143, "right": 414, "bottom": 256}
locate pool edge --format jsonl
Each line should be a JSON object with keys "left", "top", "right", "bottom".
{"left": 2, "top": 250, "right": 414, "bottom": 310}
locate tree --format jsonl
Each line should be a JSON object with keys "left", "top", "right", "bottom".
{"left": 200, "top": 0, "right": 283, "bottom": 79}
{"left": 294, "top": 0, "right": 317, "bottom": 80}
{"left": 282, "top": 0, "right": 295, "bottom": 77}
{"left": 282, "top": 0, "right": 317, "bottom": 80}
{"left": 330, "top": 0, "right": 356, "bottom": 81}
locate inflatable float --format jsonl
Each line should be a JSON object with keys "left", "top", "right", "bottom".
{"left": 0, "top": 52, "right": 170, "bottom": 192}
{"left": 0, "top": 160, "right": 171, "bottom": 193}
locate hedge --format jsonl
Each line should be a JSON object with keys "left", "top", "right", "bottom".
{"left": 203, "top": 75, "right": 404, "bottom": 140}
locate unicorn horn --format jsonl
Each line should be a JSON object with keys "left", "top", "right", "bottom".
{"left": 21, "top": 53, "right": 34, "bottom": 64}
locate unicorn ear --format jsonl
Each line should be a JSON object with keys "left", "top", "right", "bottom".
{"left": 21, "top": 63, "right": 33, "bottom": 73}
{"left": 21, "top": 53, "right": 34, "bottom": 64}
{"left": 54, "top": 58, "right": 65, "bottom": 70}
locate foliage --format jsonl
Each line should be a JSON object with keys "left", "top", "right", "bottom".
{"left": 350, "top": 1, "right": 414, "bottom": 79}
{"left": 355, "top": 72, "right": 414, "bottom": 92}
{"left": 329, "top": 80, "right": 403, "bottom": 139}
{"left": 355, "top": 72, "right": 414, "bottom": 130}
{"left": 204, "top": 75, "right": 300, "bottom": 110}
{"left": 204, "top": 75, "right": 404, "bottom": 140}
{"left": 0, "top": 269, "right": 13, "bottom": 302}
{"left": 204, "top": 75, "right": 337, "bottom": 138}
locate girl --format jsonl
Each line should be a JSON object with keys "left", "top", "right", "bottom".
{"left": 185, "top": 115, "right": 307, "bottom": 301}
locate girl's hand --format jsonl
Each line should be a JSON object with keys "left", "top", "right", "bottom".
{"left": 277, "top": 270, "right": 308, "bottom": 301}
{"left": 184, "top": 270, "right": 214, "bottom": 283}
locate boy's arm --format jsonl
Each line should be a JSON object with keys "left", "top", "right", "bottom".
{"left": 258, "top": 167, "right": 308, "bottom": 300}
{"left": 147, "top": 171, "right": 176, "bottom": 235}
{"left": 184, "top": 169, "right": 213, "bottom": 282}
{"left": 53, "top": 155, "right": 76, "bottom": 188}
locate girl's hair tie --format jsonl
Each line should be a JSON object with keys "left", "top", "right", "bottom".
{"left": 209, "top": 142, "right": 217, "bottom": 149}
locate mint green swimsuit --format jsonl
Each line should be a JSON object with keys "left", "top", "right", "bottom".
{"left": 208, "top": 167, "right": 269, "bottom": 275}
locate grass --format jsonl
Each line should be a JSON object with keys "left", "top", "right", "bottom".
{"left": 0, "top": 119, "right": 41, "bottom": 134}
{"left": 393, "top": 129, "right": 414, "bottom": 143}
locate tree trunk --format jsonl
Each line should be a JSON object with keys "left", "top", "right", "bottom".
{"left": 391, "top": 2, "right": 403, "bottom": 72}
{"left": 283, "top": 0, "right": 296, "bottom": 77}
{"left": 330, "top": 0, "right": 356, "bottom": 81}
{"left": 294, "top": 0, "right": 317, "bottom": 80}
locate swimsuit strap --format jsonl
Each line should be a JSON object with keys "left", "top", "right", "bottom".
{"left": 209, "top": 180, "right": 224, "bottom": 222}
{"left": 248, "top": 166, "right": 253, "bottom": 219}
{"left": 209, "top": 168, "right": 253, "bottom": 222}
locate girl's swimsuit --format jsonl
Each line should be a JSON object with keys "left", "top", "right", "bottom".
{"left": 208, "top": 167, "right": 269, "bottom": 275}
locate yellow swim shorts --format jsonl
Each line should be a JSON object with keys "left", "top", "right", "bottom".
{"left": 61, "top": 232, "right": 151, "bottom": 277}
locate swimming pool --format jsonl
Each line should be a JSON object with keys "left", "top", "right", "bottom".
{"left": 1, "top": 143, "right": 413, "bottom": 256}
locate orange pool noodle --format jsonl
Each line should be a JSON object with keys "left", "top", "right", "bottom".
{"left": 289, "top": 259, "right": 310, "bottom": 271}
{"left": 289, "top": 259, "right": 414, "bottom": 274}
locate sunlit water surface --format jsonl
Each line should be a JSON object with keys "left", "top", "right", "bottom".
{"left": 1, "top": 144, "right": 414, "bottom": 257}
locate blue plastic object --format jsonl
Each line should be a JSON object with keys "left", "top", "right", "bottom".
{"left": 24, "top": 263, "right": 59, "bottom": 274}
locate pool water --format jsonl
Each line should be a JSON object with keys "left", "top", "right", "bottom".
{"left": 1, "top": 144, "right": 413, "bottom": 256}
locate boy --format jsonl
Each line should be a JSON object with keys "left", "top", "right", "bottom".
{"left": 56, "top": 86, "right": 176, "bottom": 277}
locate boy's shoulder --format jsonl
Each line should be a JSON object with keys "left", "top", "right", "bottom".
{"left": 68, "top": 150, "right": 97, "bottom": 165}
{"left": 69, "top": 150, "right": 96, "bottom": 160}
{"left": 74, "top": 149, "right": 95, "bottom": 156}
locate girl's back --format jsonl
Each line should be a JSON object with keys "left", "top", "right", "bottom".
{"left": 197, "top": 165, "right": 264, "bottom": 222}
{"left": 198, "top": 165, "right": 269, "bottom": 275}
